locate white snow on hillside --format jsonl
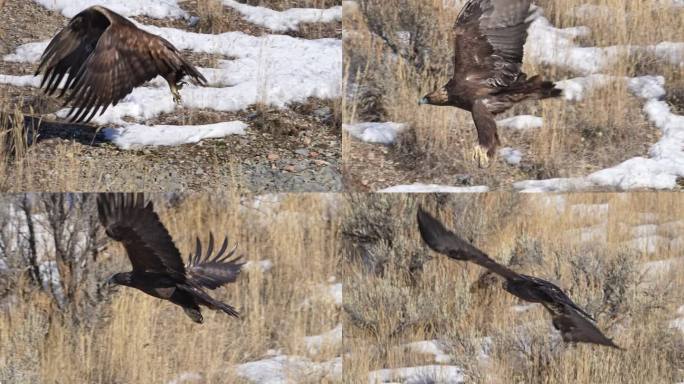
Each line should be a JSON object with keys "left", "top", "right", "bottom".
{"left": 368, "top": 365, "right": 465, "bottom": 384}
{"left": 499, "top": 147, "right": 523, "bottom": 165}
{"left": 222, "top": 0, "right": 342, "bottom": 32}
{"left": 343, "top": 122, "right": 407, "bottom": 144}
{"left": 103, "top": 121, "right": 247, "bottom": 149}
{"left": 403, "top": 340, "right": 452, "bottom": 364}
{"left": 527, "top": 15, "right": 684, "bottom": 75}
{"left": 235, "top": 354, "right": 341, "bottom": 384}
{"left": 670, "top": 305, "right": 684, "bottom": 334}
{"left": 498, "top": 115, "right": 544, "bottom": 130}
{"left": 1, "top": 0, "right": 341, "bottom": 149}
{"left": 379, "top": 184, "right": 489, "bottom": 193}
{"left": 33, "top": 0, "right": 187, "bottom": 19}
{"left": 515, "top": 75, "right": 684, "bottom": 191}
{"left": 304, "top": 324, "right": 342, "bottom": 355}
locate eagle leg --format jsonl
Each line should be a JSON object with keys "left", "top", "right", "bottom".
{"left": 472, "top": 145, "right": 492, "bottom": 169}
{"left": 170, "top": 81, "right": 186, "bottom": 104}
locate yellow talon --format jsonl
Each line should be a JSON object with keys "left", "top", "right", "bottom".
{"left": 472, "top": 145, "right": 492, "bottom": 169}
{"left": 170, "top": 83, "right": 182, "bottom": 104}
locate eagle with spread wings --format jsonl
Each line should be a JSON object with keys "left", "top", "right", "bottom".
{"left": 36, "top": 6, "right": 207, "bottom": 123}
{"left": 417, "top": 207, "right": 621, "bottom": 349}
{"left": 97, "top": 193, "right": 243, "bottom": 323}
{"left": 419, "top": 0, "right": 561, "bottom": 167}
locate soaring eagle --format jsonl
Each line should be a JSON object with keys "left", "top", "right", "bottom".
{"left": 418, "top": 0, "right": 561, "bottom": 167}
{"left": 417, "top": 207, "right": 621, "bottom": 349}
{"left": 36, "top": 6, "right": 207, "bottom": 123}
{"left": 97, "top": 193, "right": 243, "bottom": 323}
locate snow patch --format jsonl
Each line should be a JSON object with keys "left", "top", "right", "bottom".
{"left": 303, "top": 324, "right": 342, "bottom": 355}
{"left": 516, "top": 76, "right": 684, "bottom": 191}
{"left": 1, "top": 19, "right": 341, "bottom": 149}
{"left": 343, "top": 122, "right": 407, "bottom": 145}
{"left": 368, "top": 365, "right": 465, "bottom": 384}
{"left": 379, "top": 184, "right": 489, "bottom": 193}
{"left": 222, "top": 1, "right": 342, "bottom": 32}
{"left": 235, "top": 355, "right": 341, "bottom": 384}
{"left": 102, "top": 121, "right": 247, "bottom": 149}
{"left": 403, "top": 340, "right": 452, "bottom": 364}
{"left": 499, "top": 147, "right": 523, "bottom": 165}
{"left": 498, "top": 115, "right": 543, "bottom": 130}
{"left": 166, "top": 372, "right": 202, "bottom": 384}
{"left": 32, "top": 0, "right": 188, "bottom": 19}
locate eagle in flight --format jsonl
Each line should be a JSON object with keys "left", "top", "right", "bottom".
{"left": 419, "top": 0, "right": 561, "bottom": 167}
{"left": 417, "top": 207, "right": 621, "bottom": 349}
{"left": 97, "top": 193, "right": 243, "bottom": 323}
{"left": 36, "top": 6, "right": 207, "bottom": 123}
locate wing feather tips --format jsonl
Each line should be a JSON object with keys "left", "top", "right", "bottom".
{"left": 417, "top": 206, "right": 455, "bottom": 256}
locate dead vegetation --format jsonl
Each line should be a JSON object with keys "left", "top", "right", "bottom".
{"left": 342, "top": 193, "right": 684, "bottom": 383}
{"left": 0, "top": 193, "right": 341, "bottom": 383}
{"left": 342, "top": 0, "right": 683, "bottom": 190}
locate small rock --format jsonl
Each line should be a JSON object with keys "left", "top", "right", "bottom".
{"left": 294, "top": 148, "right": 309, "bottom": 157}
{"left": 313, "top": 107, "right": 332, "bottom": 119}
{"left": 267, "top": 153, "right": 280, "bottom": 161}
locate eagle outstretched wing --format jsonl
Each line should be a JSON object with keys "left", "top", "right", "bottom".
{"left": 452, "top": 0, "right": 534, "bottom": 89}
{"left": 186, "top": 233, "right": 245, "bottom": 290}
{"left": 97, "top": 193, "right": 186, "bottom": 279}
{"left": 417, "top": 207, "right": 519, "bottom": 280}
{"left": 417, "top": 206, "right": 621, "bottom": 349}
{"left": 36, "top": 6, "right": 207, "bottom": 123}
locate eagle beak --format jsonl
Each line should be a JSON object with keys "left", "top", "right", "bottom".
{"left": 418, "top": 97, "right": 428, "bottom": 105}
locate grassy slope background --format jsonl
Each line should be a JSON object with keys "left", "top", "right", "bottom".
{"left": 0, "top": 193, "right": 341, "bottom": 383}
{"left": 342, "top": 193, "right": 684, "bottom": 383}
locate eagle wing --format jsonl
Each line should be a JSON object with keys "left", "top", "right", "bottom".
{"left": 543, "top": 300, "right": 621, "bottom": 349}
{"left": 452, "top": 0, "right": 534, "bottom": 88}
{"left": 97, "top": 193, "right": 186, "bottom": 279}
{"left": 417, "top": 207, "right": 519, "bottom": 280}
{"left": 186, "top": 233, "right": 244, "bottom": 290}
{"left": 36, "top": 6, "right": 207, "bottom": 123}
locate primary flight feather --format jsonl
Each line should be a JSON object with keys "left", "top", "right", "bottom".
{"left": 36, "top": 6, "right": 207, "bottom": 123}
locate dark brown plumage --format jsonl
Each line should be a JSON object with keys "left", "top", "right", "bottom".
{"left": 36, "top": 6, "right": 207, "bottom": 123}
{"left": 417, "top": 207, "right": 621, "bottom": 349}
{"left": 97, "top": 193, "right": 243, "bottom": 323}
{"left": 419, "top": 0, "right": 561, "bottom": 167}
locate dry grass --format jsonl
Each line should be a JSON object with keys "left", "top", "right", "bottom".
{"left": 342, "top": 193, "right": 684, "bottom": 383}
{"left": 0, "top": 193, "right": 341, "bottom": 383}
{"left": 343, "top": 0, "right": 683, "bottom": 190}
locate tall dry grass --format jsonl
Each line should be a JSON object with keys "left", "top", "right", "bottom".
{"left": 343, "top": 0, "right": 683, "bottom": 185}
{"left": 0, "top": 193, "right": 341, "bottom": 383}
{"left": 342, "top": 193, "right": 684, "bottom": 383}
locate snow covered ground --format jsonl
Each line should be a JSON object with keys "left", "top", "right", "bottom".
{"left": 379, "top": 184, "right": 489, "bottom": 193}
{"left": 0, "top": 0, "right": 341, "bottom": 150}
{"left": 368, "top": 365, "right": 465, "bottom": 384}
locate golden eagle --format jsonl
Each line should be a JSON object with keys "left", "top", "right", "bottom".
{"left": 36, "top": 6, "right": 207, "bottom": 123}
{"left": 419, "top": 0, "right": 561, "bottom": 167}
{"left": 97, "top": 193, "right": 243, "bottom": 323}
{"left": 417, "top": 207, "right": 621, "bottom": 349}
